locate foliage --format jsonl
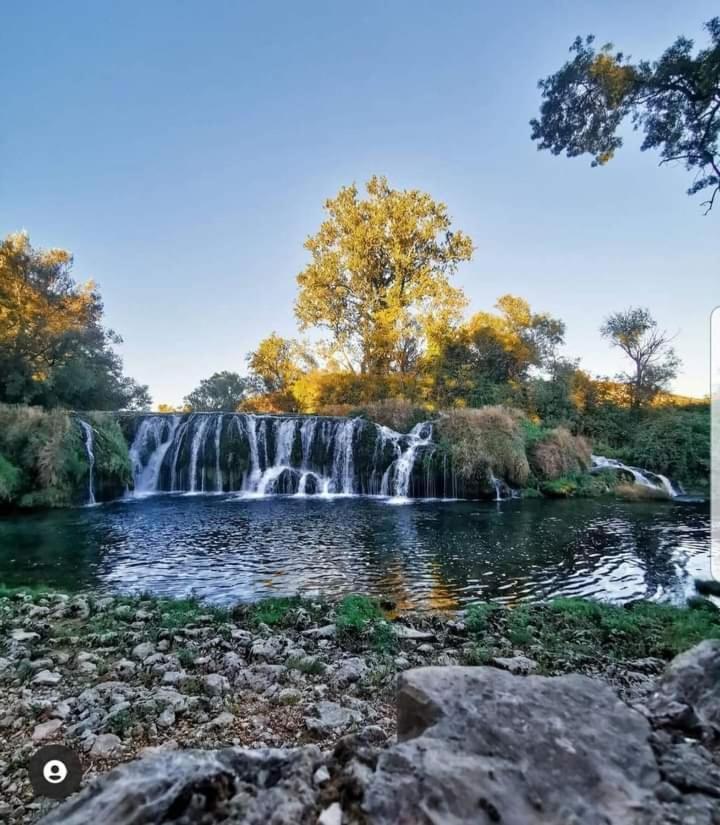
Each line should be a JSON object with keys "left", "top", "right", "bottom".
{"left": 425, "top": 295, "right": 565, "bottom": 408}
{"left": 531, "top": 19, "right": 720, "bottom": 212}
{"left": 351, "top": 398, "right": 427, "bottom": 433}
{"left": 0, "top": 232, "right": 151, "bottom": 410}
{"left": 250, "top": 596, "right": 306, "bottom": 627}
{"left": 0, "top": 454, "right": 22, "bottom": 501}
{"left": 540, "top": 472, "right": 615, "bottom": 498}
{"left": 527, "top": 426, "right": 591, "bottom": 480}
{"left": 614, "top": 483, "right": 671, "bottom": 502}
{"left": 465, "top": 597, "right": 720, "bottom": 672}
{"left": 335, "top": 594, "right": 384, "bottom": 641}
{"left": 624, "top": 408, "right": 710, "bottom": 483}
{"left": 184, "top": 371, "right": 250, "bottom": 412}
{"left": 295, "top": 175, "right": 473, "bottom": 375}
{"left": 600, "top": 308, "right": 680, "bottom": 409}
{"left": 436, "top": 407, "right": 530, "bottom": 489}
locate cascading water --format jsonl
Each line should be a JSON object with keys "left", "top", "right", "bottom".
{"left": 126, "top": 413, "right": 446, "bottom": 499}
{"left": 78, "top": 419, "right": 96, "bottom": 506}
{"left": 591, "top": 455, "right": 681, "bottom": 497}
{"left": 123, "top": 414, "right": 682, "bottom": 503}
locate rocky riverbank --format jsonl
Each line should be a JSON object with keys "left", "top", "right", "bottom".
{"left": 1, "top": 589, "right": 719, "bottom": 823}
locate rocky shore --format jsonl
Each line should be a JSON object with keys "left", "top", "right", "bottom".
{"left": 1, "top": 589, "right": 719, "bottom": 823}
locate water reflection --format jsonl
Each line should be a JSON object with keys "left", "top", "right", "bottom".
{"left": 0, "top": 495, "right": 711, "bottom": 609}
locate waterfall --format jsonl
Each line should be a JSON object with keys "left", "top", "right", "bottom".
{"left": 591, "top": 455, "right": 680, "bottom": 497}
{"left": 78, "top": 419, "right": 96, "bottom": 506}
{"left": 382, "top": 423, "right": 433, "bottom": 498}
{"left": 127, "top": 413, "right": 441, "bottom": 499}
{"left": 188, "top": 415, "right": 212, "bottom": 493}
{"left": 214, "top": 414, "right": 223, "bottom": 492}
{"left": 129, "top": 415, "right": 180, "bottom": 495}
{"left": 123, "top": 414, "right": 683, "bottom": 502}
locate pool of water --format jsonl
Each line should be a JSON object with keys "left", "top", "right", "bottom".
{"left": 0, "top": 495, "right": 711, "bottom": 609}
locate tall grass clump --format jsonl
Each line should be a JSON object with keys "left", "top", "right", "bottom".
{"left": 528, "top": 426, "right": 592, "bottom": 481}
{"left": 436, "top": 406, "right": 530, "bottom": 490}
{"left": 0, "top": 404, "right": 87, "bottom": 507}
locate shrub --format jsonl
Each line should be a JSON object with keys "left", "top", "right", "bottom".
{"left": 528, "top": 427, "right": 591, "bottom": 480}
{"left": 335, "top": 594, "right": 384, "bottom": 633}
{"left": 436, "top": 406, "right": 530, "bottom": 488}
{"left": 354, "top": 398, "right": 427, "bottom": 433}
{"left": 0, "top": 454, "right": 21, "bottom": 501}
{"left": 614, "top": 483, "right": 670, "bottom": 502}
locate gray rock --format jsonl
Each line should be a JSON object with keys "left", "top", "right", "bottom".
{"left": 222, "top": 651, "right": 243, "bottom": 675}
{"left": 492, "top": 655, "right": 539, "bottom": 675}
{"left": 657, "top": 741, "right": 720, "bottom": 798}
{"left": 394, "top": 626, "right": 434, "bottom": 641}
{"left": 208, "top": 711, "right": 235, "bottom": 729}
{"left": 32, "top": 669, "right": 62, "bottom": 686}
{"left": 302, "top": 624, "right": 336, "bottom": 639}
{"left": 39, "top": 747, "right": 323, "bottom": 825}
{"left": 157, "top": 708, "right": 176, "bottom": 729}
{"left": 132, "top": 642, "right": 155, "bottom": 661}
{"left": 32, "top": 719, "right": 63, "bottom": 742}
{"left": 365, "top": 665, "right": 663, "bottom": 825}
{"left": 203, "top": 673, "right": 230, "bottom": 697}
{"left": 649, "top": 640, "right": 720, "bottom": 739}
{"left": 91, "top": 733, "right": 122, "bottom": 757}
{"left": 333, "top": 657, "right": 368, "bottom": 686}
{"left": 250, "top": 637, "right": 286, "bottom": 662}
{"left": 11, "top": 629, "right": 39, "bottom": 643}
{"left": 113, "top": 658, "right": 137, "bottom": 679}
{"left": 304, "top": 701, "right": 359, "bottom": 736}
{"left": 318, "top": 802, "right": 343, "bottom": 825}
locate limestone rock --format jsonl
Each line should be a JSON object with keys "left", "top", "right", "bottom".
{"left": 365, "top": 665, "right": 663, "bottom": 824}
{"left": 32, "top": 719, "right": 63, "bottom": 742}
{"left": 91, "top": 733, "right": 122, "bottom": 757}
{"left": 32, "top": 669, "right": 62, "bottom": 686}
{"left": 492, "top": 655, "right": 539, "bottom": 675}
{"left": 649, "top": 639, "right": 720, "bottom": 739}
{"left": 39, "top": 747, "right": 322, "bottom": 825}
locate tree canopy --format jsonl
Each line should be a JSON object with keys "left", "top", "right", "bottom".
{"left": 295, "top": 175, "right": 473, "bottom": 375}
{"left": 531, "top": 18, "right": 720, "bottom": 212}
{"left": 0, "top": 232, "right": 150, "bottom": 410}
{"left": 600, "top": 307, "right": 680, "bottom": 409}
{"left": 183, "top": 371, "right": 249, "bottom": 411}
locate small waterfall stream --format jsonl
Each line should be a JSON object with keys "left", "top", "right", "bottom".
{"left": 78, "top": 420, "right": 96, "bottom": 506}
{"left": 591, "top": 455, "right": 681, "bottom": 497}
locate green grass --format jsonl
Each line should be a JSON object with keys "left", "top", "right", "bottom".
{"left": 464, "top": 597, "right": 720, "bottom": 672}
{"left": 250, "top": 596, "right": 305, "bottom": 627}
{"left": 336, "top": 594, "right": 384, "bottom": 632}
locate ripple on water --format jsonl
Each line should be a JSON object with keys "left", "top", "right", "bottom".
{"left": 0, "top": 495, "right": 710, "bottom": 609}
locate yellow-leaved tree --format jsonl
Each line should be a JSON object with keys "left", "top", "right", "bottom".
{"left": 295, "top": 176, "right": 473, "bottom": 377}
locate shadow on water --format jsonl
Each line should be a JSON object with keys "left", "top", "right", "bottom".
{"left": 0, "top": 495, "right": 710, "bottom": 609}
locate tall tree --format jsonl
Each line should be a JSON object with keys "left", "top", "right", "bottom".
{"left": 600, "top": 307, "right": 680, "bottom": 409}
{"left": 0, "top": 232, "right": 150, "bottom": 410}
{"left": 295, "top": 176, "right": 473, "bottom": 375}
{"left": 183, "top": 371, "right": 249, "bottom": 411}
{"left": 530, "top": 18, "right": 720, "bottom": 212}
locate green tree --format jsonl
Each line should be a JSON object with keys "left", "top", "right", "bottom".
{"left": 183, "top": 371, "right": 249, "bottom": 411}
{"left": 600, "top": 307, "right": 680, "bottom": 410}
{"left": 295, "top": 175, "right": 473, "bottom": 375}
{"left": 0, "top": 232, "right": 150, "bottom": 410}
{"left": 531, "top": 18, "right": 720, "bottom": 212}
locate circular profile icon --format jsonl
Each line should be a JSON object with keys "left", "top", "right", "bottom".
{"left": 29, "top": 745, "right": 82, "bottom": 800}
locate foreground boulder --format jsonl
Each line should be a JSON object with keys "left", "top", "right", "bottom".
{"left": 39, "top": 645, "right": 720, "bottom": 825}
{"left": 39, "top": 747, "right": 323, "bottom": 825}
{"left": 367, "top": 666, "right": 661, "bottom": 824}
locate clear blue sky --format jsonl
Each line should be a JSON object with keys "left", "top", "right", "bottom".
{"left": 2, "top": 1, "right": 718, "bottom": 406}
